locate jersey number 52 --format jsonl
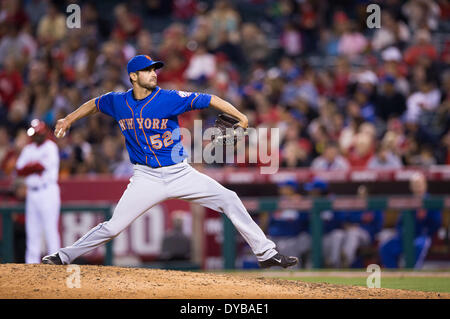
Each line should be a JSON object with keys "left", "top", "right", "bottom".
{"left": 149, "top": 131, "right": 173, "bottom": 149}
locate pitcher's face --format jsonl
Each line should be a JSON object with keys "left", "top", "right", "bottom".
{"left": 135, "top": 66, "right": 158, "bottom": 90}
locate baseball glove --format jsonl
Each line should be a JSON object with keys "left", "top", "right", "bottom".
{"left": 211, "top": 113, "right": 247, "bottom": 146}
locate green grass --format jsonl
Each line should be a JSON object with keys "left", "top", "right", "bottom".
{"left": 286, "top": 276, "right": 450, "bottom": 293}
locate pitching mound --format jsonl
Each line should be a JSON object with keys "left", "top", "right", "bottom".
{"left": 0, "top": 264, "right": 447, "bottom": 299}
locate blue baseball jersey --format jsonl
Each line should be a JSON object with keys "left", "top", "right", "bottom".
{"left": 94, "top": 86, "right": 212, "bottom": 167}
{"left": 267, "top": 209, "right": 309, "bottom": 237}
{"left": 345, "top": 210, "right": 384, "bottom": 241}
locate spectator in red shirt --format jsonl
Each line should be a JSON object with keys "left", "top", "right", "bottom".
{"left": 403, "top": 29, "right": 438, "bottom": 66}
{"left": 157, "top": 52, "right": 188, "bottom": 86}
{"left": 112, "top": 3, "right": 142, "bottom": 41}
{"left": 332, "top": 56, "right": 350, "bottom": 97}
{"left": 0, "top": 55, "right": 23, "bottom": 110}
{"left": 159, "top": 23, "right": 192, "bottom": 63}
{"left": 0, "top": 0, "right": 29, "bottom": 30}
{"left": 0, "top": 129, "right": 28, "bottom": 176}
{"left": 346, "top": 132, "right": 375, "bottom": 168}
{"left": 173, "top": 0, "right": 197, "bottom": 20}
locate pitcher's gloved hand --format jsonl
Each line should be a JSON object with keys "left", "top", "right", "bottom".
{"left": 212, "top": 113, "right": 248, "bottom": 146}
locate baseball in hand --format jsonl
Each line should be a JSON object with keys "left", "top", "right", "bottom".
{"left": 55, "top": 119, "right": 69, "bottom": 138}
{"left": 55, "top": 129, "right": 66, "bottom": 138}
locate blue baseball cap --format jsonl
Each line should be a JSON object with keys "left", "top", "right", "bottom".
{"left": 304, "top": 178, "right": 328, "bottom": 192}
{"left": 127, "top": 55, "right": 164, "bottom": 75}
{"left": 382, "top": 74, "right": 396, "bottom": 85}
{"left": 278, "top": 179, "right": 299, "bottom": 191}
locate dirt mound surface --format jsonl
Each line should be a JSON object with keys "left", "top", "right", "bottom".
{"left": 0, "top": 264, "right": 447, "bottom": 299}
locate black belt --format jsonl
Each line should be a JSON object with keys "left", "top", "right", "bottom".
{"left": 29, "top": 183, "right": 48, "bottom": 191}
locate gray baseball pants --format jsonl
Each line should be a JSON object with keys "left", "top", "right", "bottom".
{"left": 58, "top": 160, "right": 277, "bottom": 264}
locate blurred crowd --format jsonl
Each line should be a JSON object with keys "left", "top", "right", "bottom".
{"left": 0, "top": 0, "right": 450, "bottom": 178}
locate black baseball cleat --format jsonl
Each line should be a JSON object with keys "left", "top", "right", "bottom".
{"left": 42, "top": 252, "right": 63, "bottom": 265}
{"left": 258, "top": 253, "right": 299, "bottom": 269}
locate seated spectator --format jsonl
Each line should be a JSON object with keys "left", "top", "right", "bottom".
{"left": 5, "top": 93, "right": 29, "bottom": 138}
{"left": 240, "top": 23, "right": 269, "bottom": 64}
{"left": 379, "top": 172, "right": 442, "bottom": 268}
{"left": 311, "top": 142, "right": 350, "bottom": 170}
{"left": 184, "top": 43, "right": 216, "bottom": 85}
{"left": 157, "top": 52, "right": 188, "bottom": 86}
{"left": 355, "top": 70, "right": 378, "bottom": 100}
{"left": 0, "top": 129, "right": 28, "bottom": 176}
{"left": 280, "top": 22, "right": 302, "bottom": 57}
{"left": 408, "top": 144, "right": 437, "bottom": 167}
{"left": 159, "top": 23, "right": 191, "bottom": 62}
{"left": 97, "top": 136, "right": 122, "bottom": 174}
{"left": 112, "top": 3, "right": 142, "bottom": 41}
{"left": 159, "top": 213, "right": 191, "bottom": 261}
{"left": 379, "top": 47, "right": 410, "bottom": 96}
{"left": 280, "top": 122, "right": 312, "bottom": 167}
{"left": 1, "top": 0, "right": 29, "bottom": 30}
{"left": 259, "top": 180, "right": 311, "bottom": 268}
{"left": 346, "top": 132, "right": 375, "bottom": 168}
{"left": 339, "top": 115, "right": 364, "bottom": 156}
{"left": 340, "top": 185, "right": 384, "bottom": 268}
{"left": 36, "top": 2, "right": 66, "bottom": 44}
{"left": 0, "top": 126, "right": 10, "bottom": 175}
{"left": 402, "top": 0, "right": 441, "bottom": 31}
{"left": 0, "top": 23, "right": 33, "bottom": 67}
{"left": 381, "top": 118, "right": 408, "bottom": 157}
{"left": 367, "top": 144, "right": 403, "bottom": 170}
{"left": 0, "top": 55, "right": 23, "bottom": 110}
{"left": 308, "top": 97, "right": 337, "bottom": 137}
{"left": 337, "top": 20, "right": 368, "bottom": 58}
{"left": 280, "top": 139, "right": 312, "bottom": 168}
{"left": 80, "top": 2, "right": 110, "bottom": 40}
{"left": 331, "top": 56, "right": 350, "bottom": 98}
{"left": 375, "top": 75, "right": 407, "bottom": 121}
{"left": 303, "top": 178, "right": 346, "bottom": 268}
{"left": 371, "top": 10, "right": 410, "bottom": 52}
{"left": 405, "top": 80, "right": 441, "bottom": 124}
{"left": 437, "top": 130, "right": 450, "bottom": 165}
{"left": 135, "top": 30, "right": 157, "bottom": 57}
{"left": 213, "top": 30, "right": 246, "bottom": 68}
{"left": 68, "top": 129, "right": 93, "bottom": 174}
{"left": 172, "top": 0, "right": 197, "bottom": 21}
{"left": 354, "top": 89, "right": 376, "bottom": 123}
{"left": 210, "top": 52, "right": 240, "bottom": 97}
{"left": 403, "top": 29, "right": 438, "bottom": 66}
{"left": 208, "top": 0, "right": 241, "bottom": 50}
{"left": 299, "top": 1, "right": 319, "bottom": 54}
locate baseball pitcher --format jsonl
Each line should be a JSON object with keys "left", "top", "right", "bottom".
{"left": 16, "top": 119, "right": 61, "bottom": 264}
{"left": 42, "top": 55, "right": 298, "bottom": 269}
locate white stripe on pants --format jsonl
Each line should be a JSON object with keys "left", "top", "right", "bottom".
{"left": 58, "top": 160, "right": 277, "bottom": 264}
